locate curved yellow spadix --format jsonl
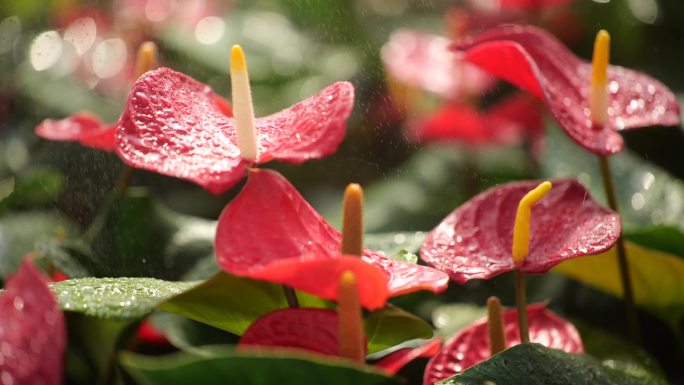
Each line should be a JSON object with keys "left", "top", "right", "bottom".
{"left": 590, "top": 30, "right": 610, "bottom": 127}
{"left": 512, "top": 181, "right": 552, "bottom": 265}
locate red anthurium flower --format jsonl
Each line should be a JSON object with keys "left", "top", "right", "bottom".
{"left": 453, "top": 25, "right": 680, "bottom": 156}
{"left": 410, "top": 93, "right": 543, "bottom": 149}
{"left": 215, "top": 169, "right": 449, "bottom": 309}
{"left": 239, "top": 309, "right": 345, "bottom": 357}
{"left": 0, "top": 259, "right": 66, "bottom": 385}
{"left": 35, "top": 94, "right": 232, "bottom": 154}
{"left": 116, "top": 68, "right": 354, "bottom": 194}
{"left": 382, "top": 29, "right": 494, "bottom": 101}
{"left": 36, "top": 113, "right": 117, "bottom": 152}
{"left": 420, "top": 179, "right": 620, "bottom": 284}
{"left": 240, "top": 308, "right": 440, "bottom": 374}
{"left": 424, "top": 304, "right": 582, "bottom": 384}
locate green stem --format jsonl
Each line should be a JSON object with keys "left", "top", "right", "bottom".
{"left": 83, "top": 165, "right": 136, "bottom": 242}
{"left": 282, "top": 286, "right": 299, "bottom": 308}
{"left": 597, "top": 155, "right": 641, "bottom": 344}
{"left": 515, "top": 270, "right": 529, "bottom": 344}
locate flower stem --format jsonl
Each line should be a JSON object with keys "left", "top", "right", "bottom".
{"left": 282, "top": 286, "right": 299, "bottom": 308}
{"left": 597, "top": 155, "right": 640, "bottom": 344}
{"left": 83, "top": 165, "right": 135, "bottom": 242}
{"left": 514, "top": 271, "right": 529, "bottom": 344}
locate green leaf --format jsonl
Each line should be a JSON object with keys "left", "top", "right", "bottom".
{"left": 576, "top": 322, "right": 667, "bottom": 383}
{"left": 439, "top": 343, "right": 667, "bottom": 385}
{"left": 542, "top": 125, "right": 684, "bottom": 234}
{"left": 431, "top": 303, "right": 487, "bottom": 337}
{"left": 624, "top": 226, "right": 684, "bottom": 258}
{"left": 52, "top": 277, "right": 199, "bottom": 320}
{"left": 0, "top": 167, "right": 64, "bottom": 211}
{"left": 390, "top": 249, "right": 418, "bottom": 264}
{"left": 553, "top": 241, "right": 684, "bottom": 325}
{"left": 365, "top": 232, "right": 425, "bottom": 256}
{"left": 120, "top": 347, "right": 399, "bottom": 385}
{"left": 0, "top": 210, "right": 76, "bottom": 278}
{"left": 150, "top": 313, "right": 237, "bottom": 354}
{"left": 364, "top": 305, "right": 433, "bottom": 354}
{"left": 159, "top": 272, "right": 327, "bottom": 336}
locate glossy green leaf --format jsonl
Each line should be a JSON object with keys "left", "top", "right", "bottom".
{"left": 576, "top": 323, "right": 666, "bottom": 382}
{"left": 52, "top": 277, "right": 199, "bottom": 320}
{"left": 553, "top": 241, "right": 684, "bottom": 324}
{"left": 159, "top": 272, "right": 327, "bottom": 336}
{"left": 439, "top": 344, "right": 667, "bottom": 385}
{"left": 624, "top": 226, "right": 684, "bottom": 258}
{"left": 120, "top": 347, "right": 399, "bottom": 385}
{"left": 364, "top": 305, "right": 433, "bottom": 354}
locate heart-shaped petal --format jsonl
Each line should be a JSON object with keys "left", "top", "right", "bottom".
{"left": 36, "top": 112, "right": 117, "bottom": 152}
{"left": 0, "top": 259, "right": 66, "bottom": 385}
{"left": 215, "top": 169, "right": 449, "bottom": 308}
{"left": 420, "top": 179, "right": 620, "bottom": 283}
{"left": 117, "top": 68, "right": 354, "bottom": 194}
{"left": 239, "top": 308, "right": 344, "bottom": 357}
{"left": 424, "top": 304, "right": 583, "bottom": 385}
{"left": 382, "top": 29, "right": 494, "bottom": 101}
{"left": 453, "top": 25, "right": 681, "bottom": 155}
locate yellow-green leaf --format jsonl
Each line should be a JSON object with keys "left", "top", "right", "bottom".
{"left": 553, "top": 241, "right": 684, "bottom": 323}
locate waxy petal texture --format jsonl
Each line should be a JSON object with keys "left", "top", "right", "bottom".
{"left": 0, "top": 260, "right": 66, "bottom": 385}
{"left": 117, "top": 68, "right": 354, "bottom": 194}
{"left": 420, "top": 179, "right": 620, "bottom": 283}
{"left": 215, "top": 169, "right": 449, "bottom": 309}
{"left": 239, "top": 309, "right": 344, "bottom": 357}
{"left": 424, "top": 304, "right": 583, "bottom": 385}
{"left": 36, "top": 113, "right": 117, "bottom": 152}
{"left": 454, "top": 25, "right": 680, "bottom": 155}
{"left": 382, "top": 29, "right": 493, "bottom": 100}
{"left": 411, "top": 94, "right": 543, "bottom": 147}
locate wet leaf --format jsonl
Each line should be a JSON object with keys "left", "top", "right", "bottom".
{"left": 120, "top": 347, "right": 399, "bottom": 385}
{"left": 438, "top": 343, "right": 667, "bottom": 385}
{"left": 52, "top": 277, "right": 198, "bottom": 320}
